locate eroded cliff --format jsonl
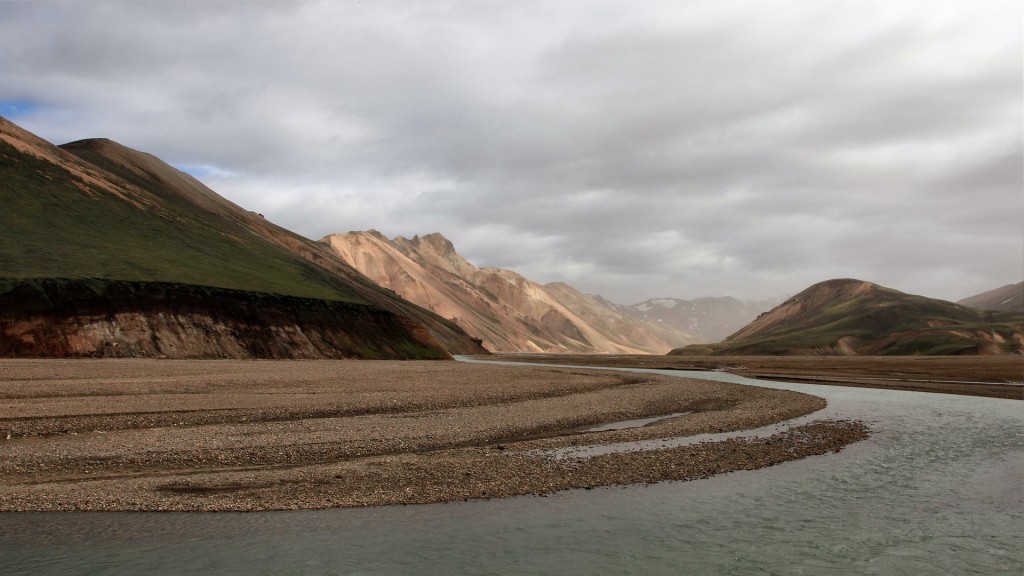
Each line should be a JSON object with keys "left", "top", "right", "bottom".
{"left": 0, "top": 279, "right": 453, "bottom": 359}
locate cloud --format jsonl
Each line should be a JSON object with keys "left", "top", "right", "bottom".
{"left": 1, "top": 0, "right": 1020, "bottom": 303}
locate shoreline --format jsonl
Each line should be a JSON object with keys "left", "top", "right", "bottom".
{"left": 0, "top": 359, "right": 866, "bottom": 511}
{"left": 478, "top": 354, "right": 1024, "bottom": 399}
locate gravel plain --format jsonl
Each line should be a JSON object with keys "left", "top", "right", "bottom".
{"left": 0, "top": 359, "right": 866, "bottom": 511}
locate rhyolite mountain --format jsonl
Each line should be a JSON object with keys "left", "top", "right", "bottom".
{"left": 321, "top": 231, "right": 705, "bottom": 353}
{"left": 957, "top": 282, "right": 1024, "bottom": 313}
{"left": 615, "top": 296, "right": 782, "bottom": 343}
{"left": 0, "top": 116, "right": 486, "bottom": 358}
{"left": 670, "top": 279, "right": 1024, "bottom": 356}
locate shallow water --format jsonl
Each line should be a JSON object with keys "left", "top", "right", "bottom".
{"left": 0, "top": 363, "right": 1021, "bottom": 575}
{"left": 583, "top": 411, "right": 692, "bottom": 432}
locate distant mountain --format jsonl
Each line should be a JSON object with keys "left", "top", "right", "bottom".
{"left": 616, "top": 296, "right": 782, "bottom": 343}
{"left": 670, "top": 278, "right": 1024, "bottom": 356}
{"left": 322, "top": 231, "right": 703, "bottom": 353}
{"left": 0, "top": 116, "right": 485, "bottom": 358}
{"left": 958, "top": 282, "right": 1023, "bottom": 313}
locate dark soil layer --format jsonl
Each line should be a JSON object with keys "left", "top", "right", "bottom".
{"left": 480, "top": 354, "right": 1023, "bottom": 399}
{"left": 0, "top": 279, "right": 460, "bottom": 359}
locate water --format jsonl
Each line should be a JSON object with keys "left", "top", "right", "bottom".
{"left": 0, "top": 363, "right": 1021, "bottom": 575}
{"left": 583, "top": 411, "right": 692, "bottom": 432}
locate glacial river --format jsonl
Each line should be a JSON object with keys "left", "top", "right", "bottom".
{"left": 0, "top": 362, "right": 1021, "bottom": 575}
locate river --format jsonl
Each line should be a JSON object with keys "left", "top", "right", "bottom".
{"left": 0, "top": 362, "right": 1020, "bottom": 575}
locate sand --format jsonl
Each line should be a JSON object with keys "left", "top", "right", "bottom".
{"left": 0, "top": 359, "right": 865, "bottom": 511}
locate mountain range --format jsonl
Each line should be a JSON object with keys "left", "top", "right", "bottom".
{"left": 321, "top": 231, "right": 782, "bottom": 353}
{"left": 2, "top": 116, "right": 1020, "bottom": 358}
{"left": 615, "top": 296, "right": 783, "bottom": 343}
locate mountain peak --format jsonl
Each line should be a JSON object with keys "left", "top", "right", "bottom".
{"left": 62, "top": 137, "right": 117, "bottom": 148}
{"left": 407, "top": 232, "right": 455, "bottom": 255}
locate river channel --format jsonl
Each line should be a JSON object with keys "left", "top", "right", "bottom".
{"left": 0, "top": 361, "right": 1020, "bottom": 575}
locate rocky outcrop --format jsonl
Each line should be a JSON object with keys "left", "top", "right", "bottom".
{"left": 0, "top": 279, "right": 452, "bottom": 359}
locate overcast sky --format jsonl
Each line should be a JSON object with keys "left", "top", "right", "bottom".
{"left": 1, "top": 1, "right": 1020, "bottom": 304}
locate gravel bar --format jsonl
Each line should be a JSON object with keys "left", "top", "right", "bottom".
{"left": 0, "top": 359, "right": 867, "bottom": 511}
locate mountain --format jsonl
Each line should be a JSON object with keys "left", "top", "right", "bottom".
{"left": 321, "top": 231, "right": 703, "bottom": 353}
{"left": 670, "top": 278, "right": 1024, "bottom": 356}
{"left": 616, "top": 296, "right": 782, "bottom": 343}
{"left": 957, "top": 282, "right": 1024, "bottom": 313}
{"left": 0, "top": 116, "right": 486, "bottom": 358}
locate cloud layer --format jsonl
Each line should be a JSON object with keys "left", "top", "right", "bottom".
{"left": 2, "top": 0, "right": 1020, "bottom": 303}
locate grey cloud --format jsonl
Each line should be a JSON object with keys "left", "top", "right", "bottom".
{"left": 0, "top": 0, "right": 1019, "bottom": 302}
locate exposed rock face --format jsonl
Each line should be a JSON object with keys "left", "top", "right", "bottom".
{"left": 0, "top": 280, "right": 450, "bottom": 359}
{"left": 322, "top": 231, "right": 702, "bottom": 353}
{"left": 671, "top": 278, "right": 1024, "bottom": 356}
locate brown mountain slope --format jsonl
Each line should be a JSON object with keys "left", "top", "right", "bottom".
{"left": 671, "top": 278, "right": 1024, "bottom": 356}
{"left": 958, "top": 282, "right": 1024, "bottom": 313}
{"left": 322, "top": 231, "right": 702, "bottom": 353}
{"left": 0, "top": 116, "right": 485, "bottom": 358}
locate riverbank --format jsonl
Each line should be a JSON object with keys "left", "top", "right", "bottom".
{"left": 0, "top": 359, "right": 865, "bottom": 511}
{"left": 479, "top": 354, "right": 1024, "bottom": 399}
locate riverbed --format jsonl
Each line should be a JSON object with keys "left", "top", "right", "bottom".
{"left": 0, "top": 363, "right": 1020, "bottom": 575}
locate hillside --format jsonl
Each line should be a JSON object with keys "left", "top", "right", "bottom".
{"left": 958, "top": 282, "right": 1023, "bottom": 313}
{"left": 670, "top": 279, "right": 1024, "bottom": 356}
{"left": 0, "top": 116, "right": 485, "bottom": 358}
{"left": 321, "top": 231, "right": 702, "bottom": 353}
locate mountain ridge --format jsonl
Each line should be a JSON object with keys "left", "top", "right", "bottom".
{"left": 615, "top": 295, "right": 783, "bottom": 343}
{"left": 321, "top": 230, "right": 706, "bottom": 353}
{"left": 957, "top": 282, "right": 1023, "bottom": 313}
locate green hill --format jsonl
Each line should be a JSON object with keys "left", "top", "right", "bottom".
{"left": 671, "top": 279, "right": 1024, "bottom": 356}
{"left": 1, "top": 127, "right": 356, "bottom": 301}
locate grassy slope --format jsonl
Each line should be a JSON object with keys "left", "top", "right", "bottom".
{"left": 733, "top": 300, "right": 1019, "bottom": 355}
{"left": 0, "top": 138, "right": 363, "bottom": 302}
{"left": 676, "top": 282, "right": 1024, "bottom": 356}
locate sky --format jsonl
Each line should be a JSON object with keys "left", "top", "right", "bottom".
{"left": 1, "top": 0, "right": 1021, "bottom": 304}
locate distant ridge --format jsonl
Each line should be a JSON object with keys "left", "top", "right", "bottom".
{"left": 615, "top": 296, "right": 781, "bottom": 343}
{"left": 0, "top": 116, "right": 486, "bottom": 358}
{"left": 957, "top": 282, "right": 1023, "bottom": 313}
{"left": 671, "top": 278, "right": 1024, "bottom": 356}
{"left": 322, "top": 231, "right": 703, "bottom": 353}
